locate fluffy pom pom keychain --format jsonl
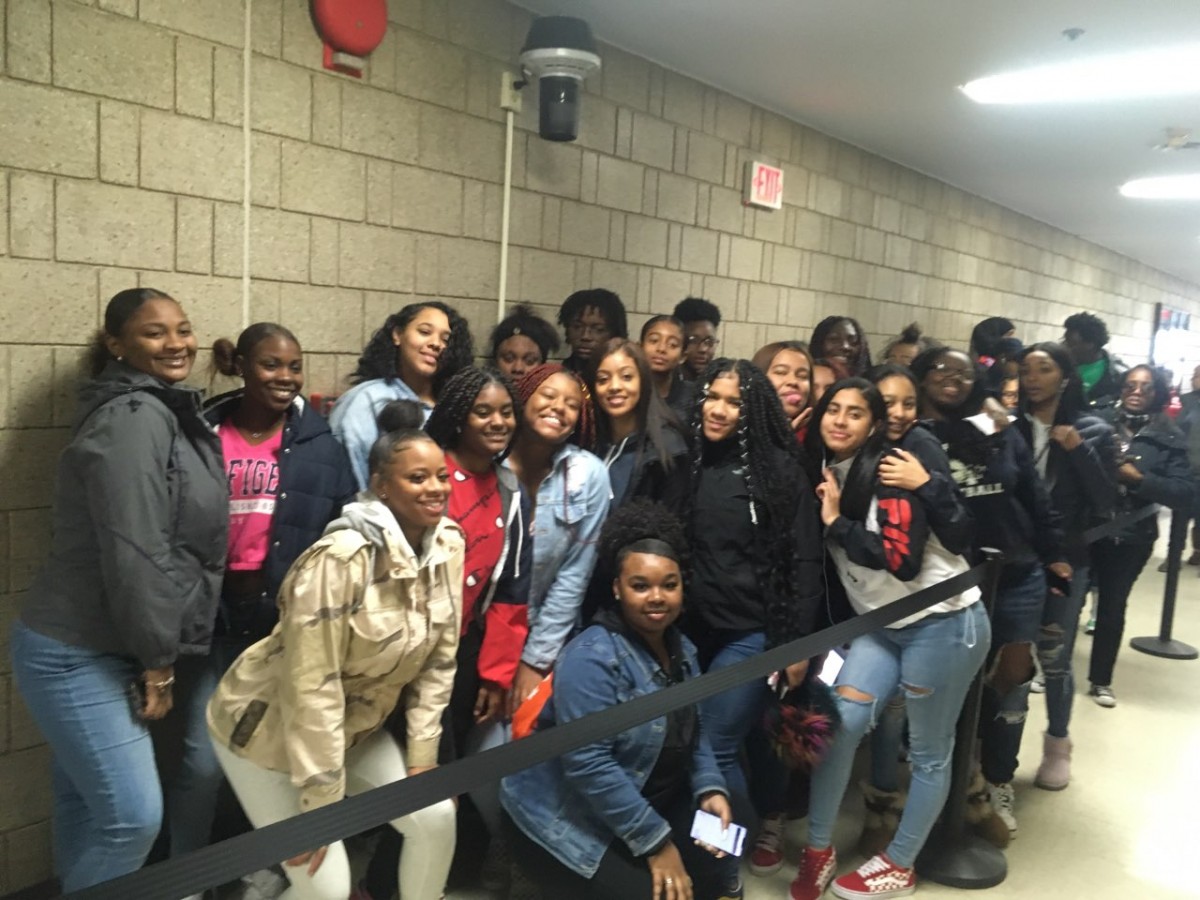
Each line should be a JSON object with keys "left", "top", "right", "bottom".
{"left": 762, "top": 672, "right": 842, "bottom": 772}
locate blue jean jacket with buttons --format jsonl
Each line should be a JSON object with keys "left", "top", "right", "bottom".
{"left": 500, "top": 624, "right": 727, "bottom": 878}
{"left": 510, "top": 444, "right": 611, "bottom": 671}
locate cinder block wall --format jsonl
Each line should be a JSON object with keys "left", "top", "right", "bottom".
{"left": 1, "top": 0, "right": 1198, "bottom": 889}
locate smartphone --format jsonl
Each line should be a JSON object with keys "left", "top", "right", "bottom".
{"left": 818, "top": 650, "right": 844, "bottom": 686}
{"left": 128, "top": 680, "right": 147, "bottom": 719}
{"left": 690, "top": 809, "right": 746, "bottom": 857}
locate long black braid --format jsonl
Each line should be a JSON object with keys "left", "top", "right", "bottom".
{"left": 685, "top": 358, "right": 816, "bottom": 648}
{"left": 351, "top": 301, "right": 475, "bottom": 396}
{"left": 424, "top": 366, "right": 520, "bottom": 460}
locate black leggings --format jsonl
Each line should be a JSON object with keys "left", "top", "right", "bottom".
{"left": 1088, "top": 538, "right": 1153, "bottom": 687}
{"left": 504, "top": 798, "right": 734, "bottom": 900}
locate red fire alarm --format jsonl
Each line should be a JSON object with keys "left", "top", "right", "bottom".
{"left": 311, "top": 0, "right": 388, "bottom": 78}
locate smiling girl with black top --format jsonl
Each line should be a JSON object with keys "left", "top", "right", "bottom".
{"left": 682, "top": 359, "right": 824, "bottom": 884}
{"left": 910, "top": 346, "right": 1067, "bottom": 838}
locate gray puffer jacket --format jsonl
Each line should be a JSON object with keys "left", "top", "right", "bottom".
{"left": 21, "top": 362, "right": 228, "bottom": 669}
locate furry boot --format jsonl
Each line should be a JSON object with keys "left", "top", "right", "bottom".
{"left": 1034, "top": 733, "right": 1072, "bottom": 791}
{"left": 856, "top": 781, "right": 907, "bottom": 858}
{"left": 964, "top": 769, "right": 1010, "bottom": 849}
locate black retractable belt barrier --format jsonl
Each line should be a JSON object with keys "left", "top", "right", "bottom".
{"left": 916, "top": 550, "right": 1007, "bottom": 889}
{"left": 66, "top": 567, "right": 989, "bottom": 900}
{"left": 1131, "top": 507, "right": 1199, "bottom": 660}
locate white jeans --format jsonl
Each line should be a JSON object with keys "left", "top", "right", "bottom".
{"left": 212, "top": 729, "right": 455, "bottom": 900}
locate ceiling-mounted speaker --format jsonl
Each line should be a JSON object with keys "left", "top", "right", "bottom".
{"left": 311, "top": 0, "right": 388, "bottom": 78}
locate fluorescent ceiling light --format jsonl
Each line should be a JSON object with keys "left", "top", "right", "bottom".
{"left": 962, "top": 43, "right": 1200, "bottom": 104}
{"left": 1120, "top": 175, "right": 1200, "bottom": 199}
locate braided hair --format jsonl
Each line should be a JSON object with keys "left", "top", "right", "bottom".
{"left": 424, "top": 365, "right": 520, "bottom": 459}
{"left": 598, "top": 499, "right": 692, "bottom": 603}
{"left": 514, "top": 363, "right": 597, "bottom": 452}
{"left": 351, "top": 301, "right": 474, "bottom": 394}
{"left": 685, "top": 358, "right": 814, "bottom": 648}
{"left": 557, "top": 288, "right": 628, "bottom": 339}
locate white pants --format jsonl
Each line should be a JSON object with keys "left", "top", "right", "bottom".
{"left": 212, "top": 730, "right": 455, "bottom": 900}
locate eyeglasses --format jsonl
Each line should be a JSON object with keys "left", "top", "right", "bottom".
{"left": 930, "top": 362, "right": 976, "bottom": 383}
{"left": 687, "top": 336, "right": 720, "bottom": 350}
{"left": 1121, "top": 382, "right": 1153, "bottom": 395}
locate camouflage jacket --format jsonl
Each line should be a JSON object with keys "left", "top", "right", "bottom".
{"left": 208, "top": 500, "right": 464, "bottom": 810}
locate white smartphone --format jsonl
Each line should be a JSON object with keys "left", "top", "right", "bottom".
{"left": 690, "top": 809, "right": 747, "bottom": 857}
{"left": 818, "top": 650, "right": 844, "bottom": 686}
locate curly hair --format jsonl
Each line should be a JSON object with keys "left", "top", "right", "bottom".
{"left": 599, "top": 499, "right": 692, "bottom": 593}
{"left": 514, "top": 363, "right": 597, "bottom": 451}
{"left": 810, "top": 316, "right": 872, "bottom": 377}
{"left": 685, "top": 358, "right": 815, "bottom": 648}
{"left": 672, "top": 297, "right": 721, "bottom": 328}
{"left": 490, "top": 303, "right": 560, "bottom": 362}
{"left": 805, "top": 377, "right": 889, "bottom": 522}
{"left": 351, "top": 301, "right": 474, "bottom": 395}
{"left": 424, "top": 366, "right": 519, "bottom": 459}
{"left": 557, "top": 288, "right": 628, "bottom": 339}
{"left": 1063, "top": 312, "right": 1110, "bottom": 349}
{"left": 1122, "top": 364, "right": 1172, "bottom": 416}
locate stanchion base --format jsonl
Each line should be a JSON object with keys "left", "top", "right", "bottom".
{"left": 1130, "top": 636, "right": 1199, "bottom": 660}
{"left": 915, "top": 833, "right": 1007, "bottom": 889}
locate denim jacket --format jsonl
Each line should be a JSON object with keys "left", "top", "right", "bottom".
{"left": 511, "top": 444, "right": 610, "bottom": 671}
{"left": 329, "top": 378, "right": 432, "bottom": 490}
{"left": 500, "top": 624, "right": 727, "bottom": 878}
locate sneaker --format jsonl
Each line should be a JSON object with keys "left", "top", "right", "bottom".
{"left": 1157, "top": 560, "right": 1169, "bottom": 573}
{"left": 1084, "top": 617, "right": 1096, "bottom": 635}
{"left": 831, "top": 854, "right": 916, "bottom": 899}
{"left": 716, "top": 878, "right": 744, "bottom": 900}
{"left": 988, "top": 781, "right": 1017, "bottom": 836}
{"left": 749, "top": 812, "right": 786, "bottom": 876}
{"left": 1029, "top": 674, "right": 1045, "bottom": 693}
{"left": 1089, "top": 684, "right": 1117, "bottom": 707}
{"left": 790, "top": 845, "right": 838, "bottom": 900}
{"left": 1187, "top": 551, "right": 1200, "bottom": 566}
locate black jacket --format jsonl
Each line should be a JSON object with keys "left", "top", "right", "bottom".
{"left": 1084, "top": 350, "right": 1127, "bottom": 413}
{"left": 896, "top": 424, "right": 975, "bottom": 557}
{"left": 205, "top": 391, "right": 357, "bottom": 634}
{"left": 1014, "top": 413, "right": 1117, "bottom": 566}
{"left": 23, "top": 363, "right": 228, "bottom": 668}
{"left": 927, "top": 416, "right": 1065, "bottom": 580}
{"left": 686, "top": 440, "right": 823, "bottom": 653}
{"left": 1107, "top": 414, "right": 1193, "bottom": 545}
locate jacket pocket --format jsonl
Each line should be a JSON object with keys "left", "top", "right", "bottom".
{"left": 347, "top": 608, "right": 420, "bottom": 679}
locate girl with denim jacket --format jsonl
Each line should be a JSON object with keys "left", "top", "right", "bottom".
{"left": 330, "top": 301, "right": 474, "bottom": 489}
{"left": 506, "top": 364, "right": 611, "bottom": 713}
{"left": 790, "top": 379, "right": 989, "bottom": 900}
{"left": 502, "top": 501, "right": 735, "bottom": 900}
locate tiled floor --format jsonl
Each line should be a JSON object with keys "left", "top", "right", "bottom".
{"left": 449, "top": 550, "right": 1200, "bottom": 900}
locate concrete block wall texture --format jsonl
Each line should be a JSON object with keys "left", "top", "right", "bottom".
{"left": 0, "top": 0, "right": 1198, "bottom": 889}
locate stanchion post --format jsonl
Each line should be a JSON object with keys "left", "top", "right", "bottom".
{"left": 1131, "top": 507, "right": 1198, "bottom": 660}
{"left": 915, "top": 549, "right": 1007, "bottom": 889}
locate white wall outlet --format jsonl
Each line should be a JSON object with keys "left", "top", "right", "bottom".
{"left": 499, "top": 71, "right": 523, "bottom": 113}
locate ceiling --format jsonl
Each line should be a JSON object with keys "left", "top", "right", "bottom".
{"left": 519, "top": 0, "right": 1200, "bottom": 286}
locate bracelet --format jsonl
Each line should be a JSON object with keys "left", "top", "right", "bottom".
{"left": 148, "top": 676, "right": 175, "bottom": 689}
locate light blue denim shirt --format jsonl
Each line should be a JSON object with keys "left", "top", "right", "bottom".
{"left": 511, "top": 443, "right": 609, "bottom": 671}
{"left": 328, "top": 378, "right": 432, "bottom": 490}
{"left": 500, "top": 624, "right": 727, "bottom": 878}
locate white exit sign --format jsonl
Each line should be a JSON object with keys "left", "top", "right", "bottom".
{"left": 744, "top": 160, "right": 784, "bottom": 210}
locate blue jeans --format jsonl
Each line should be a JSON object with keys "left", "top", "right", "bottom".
{"left": 9, "top": 621, "right": 163, "bottom": 891}
{"left": 1040, "top": 564, "right": 1089, "bottom": 739}
{"left": 164, "top": 652, "right": 223, "bottom": 857}
{"left": 980, "top": 563, "right": 1045, "bottom": 785}
{"left": 807, "top": 603, "right": 989, "bottom": 869}
{"left": 868, "top": 692, "right": 908, "bottom": 793}
{"left": 698, "top": 631, "right": 788, "bottom": 818}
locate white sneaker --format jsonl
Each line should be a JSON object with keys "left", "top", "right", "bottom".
{"left": 988, "top": 781, "right": 1017, "bottom": 836}
{"left": 1089, "top": 684, "right": 1117, "bottom": 707}
{"left": 1029, "top": 674, "right": 1045, "bottom": 693}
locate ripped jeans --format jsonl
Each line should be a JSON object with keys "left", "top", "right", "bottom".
{"left": 807, "top": 602, "right": 990, "bottom": 868}
{"left": 1040, "top": 564, "right": 1089, "bottom": 738}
